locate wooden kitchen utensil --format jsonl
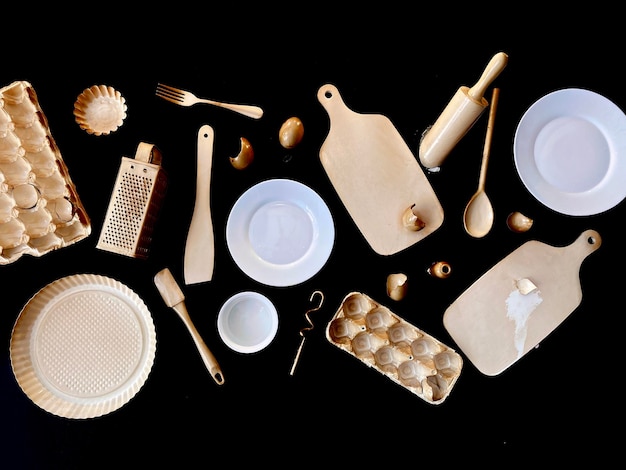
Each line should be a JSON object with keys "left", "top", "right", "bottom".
{"left": 419, "top": 52, "right": 508, "bottom": 170}
{"left": 318, "top": 84, "right": 444, "bottom": 256}
{"left": 154, "top": 267, "right": 225, "bottom": 385}
{"left": 443, "top": 229, "right": 601, "bottom": 376}
{"left": 184, "top": 125, "right": 215, "bottom": 285}
{"left": 96, "top": 142, "right": 167, "bottom": 259}
{"left": 463, "top": 88, "right": 500, "bottom": 238}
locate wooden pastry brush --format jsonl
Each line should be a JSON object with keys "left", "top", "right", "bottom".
{"left": 154, "top": 267, "right": 224, "bottom": 385}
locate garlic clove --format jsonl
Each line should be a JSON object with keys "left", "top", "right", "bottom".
{"left": 229, "top": 137, "right": 254, "bottom": 170}
{"left": 506, "top": 211, "right": 533, "bottom": 233}
{"left": 387, "top": 273, "right": 408, "bottom": 300}
{"left": 402, "top": 204, "right": 425, "bottom": 231}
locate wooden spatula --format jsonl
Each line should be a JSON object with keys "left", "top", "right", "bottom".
{"left": 184, "top": 125, "right": 215, "bottom": 284}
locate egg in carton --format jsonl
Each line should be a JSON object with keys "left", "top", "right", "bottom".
{"left": 326, "top": 292, "right": 463, "bottom": 404}
{"left": 0, "top": 81, "right": 90, "bottom": 264}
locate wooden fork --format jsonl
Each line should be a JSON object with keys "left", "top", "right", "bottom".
{"left": 155, "top": 83, "right": 263, "bottom": 119}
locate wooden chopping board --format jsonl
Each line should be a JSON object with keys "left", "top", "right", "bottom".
{"left": 318, "top": 84, "right": 444, "bottom": 256}
{"left": 443, "top": 229, "right": 601, "bottom": 376}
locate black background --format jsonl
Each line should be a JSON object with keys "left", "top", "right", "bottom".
{"left": 1, "top": 10, "right": 623, "bottom": 466}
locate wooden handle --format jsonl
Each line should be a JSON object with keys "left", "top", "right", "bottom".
{"left": 478, "top": 88, "right": 500, "bottom": 191}
{"left": 468, "top": 52, "right": 508, "bottom": 101}
{"left": 172, "top": 302, "right": 225, "bottom": 385}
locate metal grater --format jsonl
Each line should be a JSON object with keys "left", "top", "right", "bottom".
{"left": 96, "top": 142, "right": 167, "bottom": 259}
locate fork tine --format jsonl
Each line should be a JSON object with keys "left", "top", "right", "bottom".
{"left": 155, "top": 83, "right": 184, "bottom": 102}
{"left": 155, "top": 92, "right": 180, "bottom": 105}
{"left": 156, "top": 83, "right": 182, "bottom": 96}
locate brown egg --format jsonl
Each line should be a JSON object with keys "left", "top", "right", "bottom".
{"left": 279, "top": 117, "right": 304, "bottom": 149}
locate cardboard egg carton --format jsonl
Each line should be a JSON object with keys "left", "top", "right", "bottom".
{"left": 0, "top": 81, "right": 90, "bottom": 264}
{"left": 326, "top": 292, "right": 462, "bottom": 404}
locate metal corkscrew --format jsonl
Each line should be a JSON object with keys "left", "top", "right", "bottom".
{"left": 289, "top": 290, "right": 324, "bottom": 376}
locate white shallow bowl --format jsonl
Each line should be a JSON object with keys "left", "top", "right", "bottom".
{"left": 217, "top": 291, "right": 278, "bottom": 354}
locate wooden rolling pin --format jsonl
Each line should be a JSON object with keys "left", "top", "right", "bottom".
{"left": 419, "top": 52, "right": 508, "bottom": 170}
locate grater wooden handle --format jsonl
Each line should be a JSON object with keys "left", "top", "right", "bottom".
{"left": 134, "top": 142, "right": 162, "bottom": 165}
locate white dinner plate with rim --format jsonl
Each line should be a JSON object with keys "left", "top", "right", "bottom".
{"left": 514, "top": 88, "right": 626, "bottom": 216}
{"left": 10, "top": 274, "right": 156, "bottom": 419}
{"left": 226, "top": 178, "right": 334, "bottom": 287}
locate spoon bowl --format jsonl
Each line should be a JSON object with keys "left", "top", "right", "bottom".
{"left": 463, "top": 189, "right": 494, "bottom": 237}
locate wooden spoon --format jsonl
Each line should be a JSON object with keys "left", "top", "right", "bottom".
{"left": 463, "top": 88, "right": 500, "bottom": 238}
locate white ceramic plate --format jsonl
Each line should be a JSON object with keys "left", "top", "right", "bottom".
{"left": 217, "top": 291, "right": 278, "bottom": 354}
{"left": 10, "top": 274, "right": 156, "bottom": 419}
{"left": 226, "top": 178, "right": 334, "bottom": 287}
{"left": 514, "top": 88, "right": 626, "bottom": 216}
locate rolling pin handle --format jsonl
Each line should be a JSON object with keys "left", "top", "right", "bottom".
{"left": 467, "top": 52, "right": 508, "bottom": 101}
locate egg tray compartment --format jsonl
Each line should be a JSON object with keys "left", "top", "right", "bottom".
{"left": 0, "top": 81, "right": 90, "bottom": 264}
{"left": 326, "top": 292, "right": 462, "bottom": 404}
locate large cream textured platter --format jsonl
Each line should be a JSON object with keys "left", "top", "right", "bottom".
{"left": 318, "top": 84, "right": 443, "bottom": 256}
{"left": 443, "top": 230, "right": 601, "bottom": 376}
{"left": 10, "top": 274, "right": 156, "bottom": 419}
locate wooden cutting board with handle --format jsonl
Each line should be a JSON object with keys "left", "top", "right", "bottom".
{"left": 317, "top": 84, "right": 444, "bottom": 256}
{"left": 443, "top": 229, "right": 601, "bottom": 376}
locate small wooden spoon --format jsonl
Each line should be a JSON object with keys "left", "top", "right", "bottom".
{"left": 463, "top": 88, "right": 500, "bottom": 238}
